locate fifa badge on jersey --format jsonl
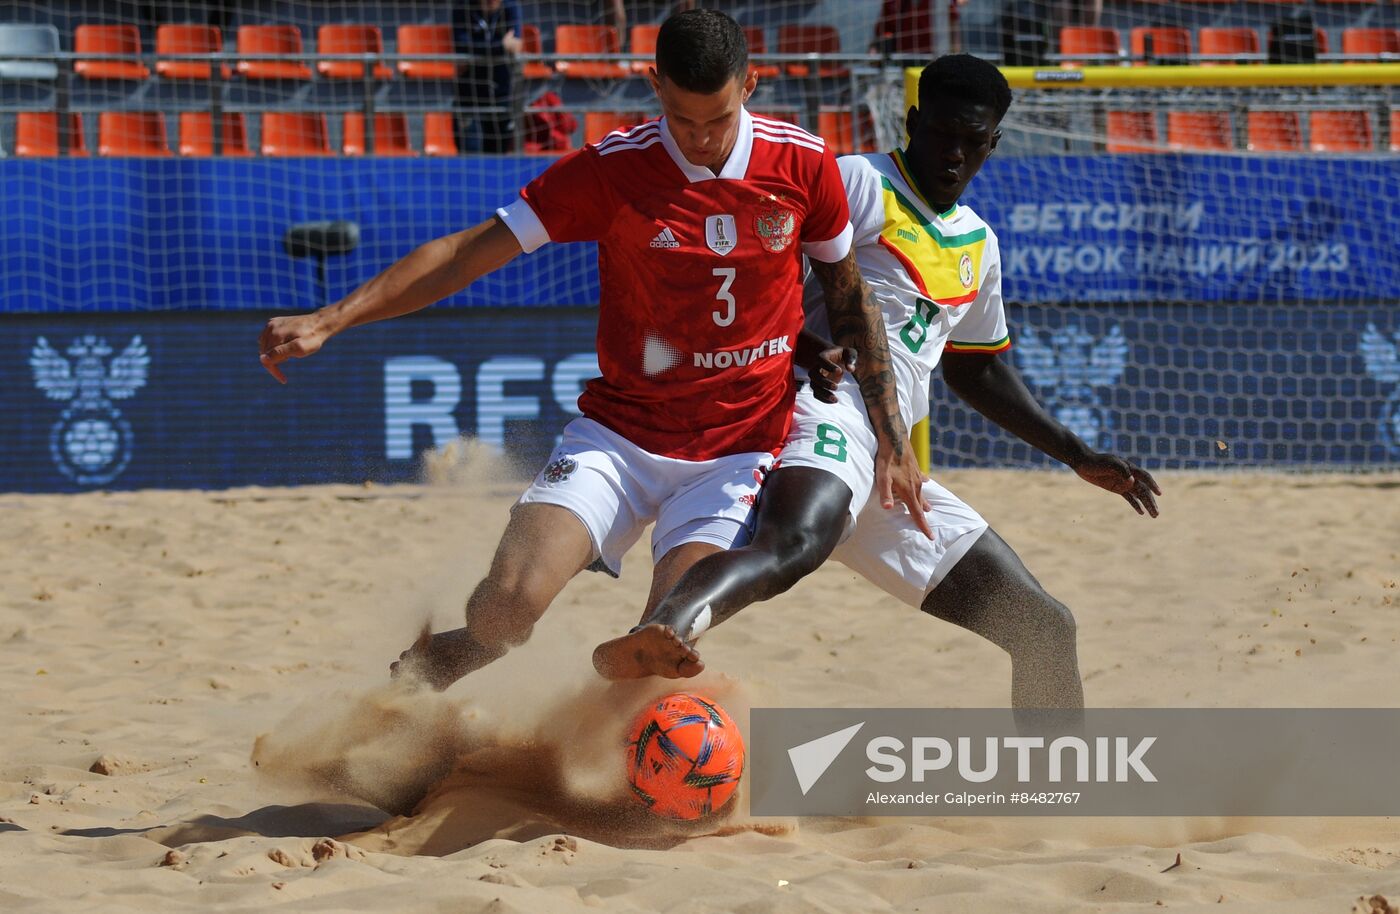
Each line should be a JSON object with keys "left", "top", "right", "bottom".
{"left": 705, "top": 215, "right": 737, "bottom": 256}
{"left": 755, "top": 198, "right": 796, "bottom": 253}
{"left": 959, "top": 252, "right": 975, "bottom": 289}
{"left": 541, "top": 455, "right": 578, "bottom": 485}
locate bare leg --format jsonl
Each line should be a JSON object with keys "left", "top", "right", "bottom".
{"left": 392, "top": 503, "right": 595, "bottom": 690}
{"left": 920, "top": 528, "right": 1084, "bottom": 711}
{"left": 592, "top": 467, "right": 851, "bottom": 680}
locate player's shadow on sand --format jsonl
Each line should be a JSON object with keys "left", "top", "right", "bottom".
{"left": 61, "top": 802, "right": 390, "bottom": 846}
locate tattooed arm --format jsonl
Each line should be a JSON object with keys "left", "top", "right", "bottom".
{"left": 809, "top": 251, "right": 931, "bottom": 536}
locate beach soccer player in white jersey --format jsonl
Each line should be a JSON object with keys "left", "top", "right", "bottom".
{"left": 256, "top": 10, "right": 926, "bottom": 691}
{"left": 594, "top": 55, "right": 1163, "bottom": 711}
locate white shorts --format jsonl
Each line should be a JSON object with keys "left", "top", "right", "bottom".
{"left": 777, "top": 375, "right": 989, "bottom": 606}
{"left": 832, "top": 477, "right": 988, "bottom": 609}
{"left": 517, "top": 417, "right": 773, "bottom": 576}
{"left": 775, "top": 377, "right": 878, "bottom": 533}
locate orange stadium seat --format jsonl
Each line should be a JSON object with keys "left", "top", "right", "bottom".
{"left": 629, "top": 24, "right": 659, "bottom": 74}
{"left": 1391, "top": 110, "right": 1400, "bottom": 153}
{"left": 316, "top": 25, "right": 393, "bottom": 80}
{"left": 1167, "top": 111, "right": 1232, "bottom": 150}
{"left": 518, "top": 25, "right": 552, "bottom": 79}
{"left": 98, "top": 112, "right": 171, "bottom": 156}
{"left": 818, "top": 109, "right": 877, "bottom": 154}
{"left": 555, "top": 26, "right": 627, "bottom": 79}
{"left": 1105, "top": 110, "right": 1158, "bottom": 153}
{"left": 15, "top": 112, "right": 87, "bottom": 156}
{"left": 74, "top": 24, "right": 149, "bottom": 80}
{"left": 177, "top": 112, "right": 250, "bottom": 155}
{"left": 395, "top": 24, "right": 455, "bottom": 79}
{"left": 1059, "top": 27, "right": 1119, "bottom": 65}
{"left": 423, "top": 112, "right": 459, "bottom": 156}
{"left": 1198, "top": 28, "right": 1260, "bottom": 64}
{"left": 1342, "top": 28, "right": 1399, "bottom": 59}
{"left": 584, "top": 110, "right": 646, "bottom": 145}
{"left": 778, "top": 24, "right": 846, "bottom": 77}
{"left": 1246, "top": 111, "right": 1302, "bottom": 151}
{"left": 343, "top": 112, "right": 414, "bottom": 155}
{"left": 1309, "top": 111, "right": 1373, "bottom": 152}
{"left": 236, "top": 25, "right": 312, "bottom": 80}
{"left": 1130, "top": 27, "right": 1191, "bottom": 63}
{"left": 744, "top": 28, "right": 780, "bottom": 78}
{"left": 260, "top": 112, "right": 332, "bottom": 155}
{"left": 156, "top": 25, "right": 227, "bottom": 80}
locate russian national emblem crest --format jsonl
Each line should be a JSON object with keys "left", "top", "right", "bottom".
{"left": 542, "top": 455, "right": 578, "bottom": 485}
{"left": 754, "top": 196, "right": 796, "bottom": 254}
{"left": 30, "top": 335, "right": 149, "bottom": 486}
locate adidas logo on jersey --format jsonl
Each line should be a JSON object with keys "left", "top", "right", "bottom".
{"left": 649, "top": 227, "right": 680, "bottom": 249}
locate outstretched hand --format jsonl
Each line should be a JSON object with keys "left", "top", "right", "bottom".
{"left": 258, "top": 313, "right": 332, "bottom": 383}
{"left": 1073, "top": 452, "right": 1162, "bottom": 517}
{"left": 808, "top": 345, "right": 856, "bottom": 404}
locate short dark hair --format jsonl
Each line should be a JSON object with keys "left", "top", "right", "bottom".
{"left": 917, "top": 54, "right": 1012, "bottom": 120}
{"left": 655, "top": 9, "right": 748, "bottom": 93}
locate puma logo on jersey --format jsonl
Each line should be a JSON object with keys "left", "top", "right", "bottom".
{"left": 896, "top": 227, "right": 919, "bottom": 244}
{"left": 649, "top": 226, "right": 680, "bottom": 249}
{"left": 693, "top": 336, "right": 792, "bottom": 369}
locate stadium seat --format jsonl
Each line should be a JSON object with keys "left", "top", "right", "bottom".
{"left": 1391, "top": 110, "right": 1400, "bottom": 153}
{"left": 423, "top": 112, "right": 458, "bottom": 156}
{"left": 744, "top": 28, "right": 780, "bottom": 79}
{"left": 818, "top": 109, "right": 877, "bottom": 154}
{"left": 1246, "top": 111, "right": 1302, "bottom": 151}
{"left": 98, "top": 112, "right": 171, "bottom": 156}
{"left": 1197, "top": 28, "right": 1260, "bottom": 65}
{"left": 236, "top": 25, "right": 312, "bottom": 80}
{"left": 74, "top": 25, "right": 149, "bottom": 80}
{"left": 177, "top": 112, "right": 250, "bottom": 156}
{"left": 1167, "top": 111, "right": 1232, "bottom": 150}
{"left": 0, "top": 24, "right": 60, "bottom": 79}
{"left": 1059, "top": 27, "right": 1120, "bottom": 65}
{"left": 396, "top": 24, "right": 455, "bottom": 79}
{"left": 584, "top": 110, "right": 646, "bottom": 145}
{"left": 629, "top": 25, "right": 659, "bottom": 74}
{"left": 156, "top": 25, "right": 227, "bottom": 80}
{"left": 1129, "top": 27, "right": 1191, "bottom": 64}
{"left": 14, "top": 112, "right": 87, "bottom": 156}
{"left": 260, "top": 112, "right": 332, "bottom": 155}
{"left": 1105, "top": 110, "right": 1158, "bottom": 153}
{"left": 1342, "top": 28, "right": 1399, "bottom": 59}
{"left": 778, "top": 25, "right": 846, "bottom": 77}
{"left": 343, "top": 112, "right": 414, "bottom": 155}
{"left": 1309, "top": 111, "right": 1373, "bottom": 152}
{"left": 519, "top": 25, "right": 552, "bottom": 79}
{"left": 316, "top": 25, "right": 393, "bottom": 80}
{"left": 554, "top": 26, "right": 627, "bottom": 79}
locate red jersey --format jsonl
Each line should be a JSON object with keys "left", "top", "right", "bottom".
{"left": 497, "top": 109, "right": 852, "bottom": 460}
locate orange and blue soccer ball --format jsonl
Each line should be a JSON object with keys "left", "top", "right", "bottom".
{"left": 625, "top": 692, "right": 745, "bottom": 820}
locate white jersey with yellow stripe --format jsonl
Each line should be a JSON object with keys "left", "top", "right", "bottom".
{"left": 802, "top": 149, "right": 1010, "bottom": 425}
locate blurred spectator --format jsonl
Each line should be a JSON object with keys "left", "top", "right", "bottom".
{"left": 453, "top": 0, "right": 524, "bottom": 153}
{"left": 872, "top": 0, "right": 969, "bottom": 56}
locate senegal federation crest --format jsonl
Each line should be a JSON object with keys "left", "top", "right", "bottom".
{"left": 754, "top": 197, "right": 796, "bottom": 253}
{"left": 958, "top": 252, "right": 975, "bottom": 289}
{"left": 30, "top": 335, "right": 149, "bottom": 485}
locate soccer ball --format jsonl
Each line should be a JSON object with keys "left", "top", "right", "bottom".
{"left": 625, "top": 692, "right": 745, "bottom": 820}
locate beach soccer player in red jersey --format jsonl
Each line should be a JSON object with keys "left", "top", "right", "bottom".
{"left": 256, "top": 9, "right": 925, "bottom": 690}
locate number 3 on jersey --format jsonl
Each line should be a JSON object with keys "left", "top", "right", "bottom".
{"left": 712, "top": 267, "right": 736, "bottom": 327}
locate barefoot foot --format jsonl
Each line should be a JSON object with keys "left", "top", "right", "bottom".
{"left": 592, "top": 624, "right": 705, "bottom": 680}
{"left": 390, "top": 626, "right": 488, "bottom": 691}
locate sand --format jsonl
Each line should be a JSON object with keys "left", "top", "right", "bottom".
{"left": 2, "top": 463, "right": 1400, "bottom": 912}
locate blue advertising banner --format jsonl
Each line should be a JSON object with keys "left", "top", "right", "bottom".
{"left": 1, "top": 155, "right": 1396, "bottom": 314}
{"left": 963, "top": 155, "right": 1400, "bottom": 305}
{"left": 2, "top": 304, "right": 1397, "bottom": 493}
